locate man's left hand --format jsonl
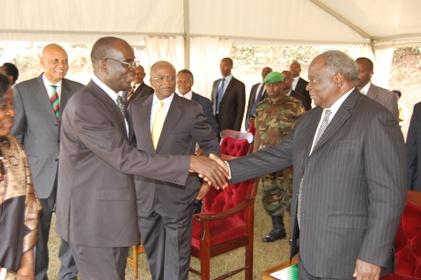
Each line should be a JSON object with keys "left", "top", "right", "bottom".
{"left": 353, "top": 258, "right": 381, "bottom": 280}
{"left": 196, "top": 182, "right": 211, "bottom": 200}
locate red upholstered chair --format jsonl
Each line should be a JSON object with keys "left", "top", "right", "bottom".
{"left": 382, "top": 191, "right": 421, "bottom": 280}
{"left": 219, "top": 129, "right": 254, "bottom": 156}
{"left": 190, "top": 177, "right": 258, "bottom": 280}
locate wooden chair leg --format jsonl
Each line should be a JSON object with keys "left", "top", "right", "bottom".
{"left": 245, "top": 241, "right": 253, "bottom": 280}
{"left": 200, "top": 244, "right": 211, "bottom": 280}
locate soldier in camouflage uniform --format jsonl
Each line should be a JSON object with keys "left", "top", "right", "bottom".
{"left": 253, "top": 71, "right": 305, "bottom": 242}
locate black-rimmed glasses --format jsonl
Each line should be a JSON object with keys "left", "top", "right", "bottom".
{"left": 105, "top": 57, "right": 139, "bottom": 69}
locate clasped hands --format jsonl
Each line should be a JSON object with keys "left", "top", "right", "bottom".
{"left": 189, "top": 153, "right": 229, "bottom": 191}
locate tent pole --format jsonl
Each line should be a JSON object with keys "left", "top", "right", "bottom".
{"left": 183, "top": 0, "right": 190, "bottom": 69}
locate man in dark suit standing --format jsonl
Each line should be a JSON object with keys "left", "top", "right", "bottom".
{"left": 127, "top": 64, "right": 153, "bottom": 102}
{"left": 290, "top": 60, "right": 311, "bottom": 110}
{"left": 176, "top": 68, "right": 218, "bottom": 134}
{"left": 406, "top": 102, "right": 421, "bottom": 191}
{"left": 12, "top": 43, "right": 83, "bottom": 280}
{"left": 211, "top": 57, "right": 246, "bottom": 132}
{"left": 56, "top": 37, "right": 227, "bottom": 280}
{"left": 130, "top": 61, "right": 220, "bottom": 279}
{"left": 211, "top": 50, "right": 406, "bottom": 280}
{"left": 244, "top": 66, "right": 272, "bottom": 129}
{"left": 282, "top": 70, "right": 307, "bottom": 108}
{"left": 355, "top": 57, "right": 399, "bottom": 119}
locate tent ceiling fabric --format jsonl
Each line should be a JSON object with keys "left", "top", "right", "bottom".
{"left": 0, "top": 0, "right": 420, "bottom": 48}
{"left": 189, "top": 0, "right": 367, "bottom": 44}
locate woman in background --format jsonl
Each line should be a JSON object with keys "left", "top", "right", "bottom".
{"left": 0, "top": 73, "right": 41, "bottom": 280}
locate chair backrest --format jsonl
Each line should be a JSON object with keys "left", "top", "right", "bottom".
{"left": 202, "top": 179, "right": 257, "bottom": 220}
{"left": 393, "top": 191, "right": 421, "bottom": 279}
{"left": 219, "top": 129, "right": 254, "bottom": 157}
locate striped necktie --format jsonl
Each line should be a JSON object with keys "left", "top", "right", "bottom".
{"left": 50, "top": 85, "right": 60, "bottom": 118}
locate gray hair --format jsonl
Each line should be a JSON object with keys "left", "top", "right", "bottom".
{"left": 323, "top": 50, "right": 359, "bottom": 82}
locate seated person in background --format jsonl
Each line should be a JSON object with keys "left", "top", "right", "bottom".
{"left": 0, "top": 73, "right": 42, "bottom": 279}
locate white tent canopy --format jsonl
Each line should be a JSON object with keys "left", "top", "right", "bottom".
{"left": 1, "top": 0, "right": 420, "bottom": 47}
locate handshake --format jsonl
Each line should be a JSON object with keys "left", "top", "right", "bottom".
{"left": 190, "top": 153, "right": 230, "bottom": 190}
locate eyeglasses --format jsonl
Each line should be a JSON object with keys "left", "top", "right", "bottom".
{"left": 104, "top": 57, "right": 139, "bottom": 69}
{"left": 151, "top": 76, "right": 176, "bottom": 83}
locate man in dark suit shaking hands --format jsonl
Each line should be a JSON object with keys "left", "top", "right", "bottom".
{"left": 211, "top": 57, "right": 245, "bottom": 132}
{"left": 211, "top": 50, "right": 406, "bottom": 280}
{"left": 56, "top": 37, "right": 228, "bottom": 280}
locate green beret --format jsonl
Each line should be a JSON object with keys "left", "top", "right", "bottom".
{"left": 263, "top": 71, "right": 284, "bottom": 84}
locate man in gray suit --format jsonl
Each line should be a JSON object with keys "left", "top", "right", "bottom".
{"left": 12, "top": 43, "right": 83, "bottom": 280}
{"left": 129, "top": 61, "right": 220, "bottom": 279}
{"left": 211, "top": 50, "right": 406, "bottom": 279}
{"left": 56, "top": 37, "right": 227, "bottom": 280}
{"left": 356, "top": 57, "right": 399, "bottom": 118}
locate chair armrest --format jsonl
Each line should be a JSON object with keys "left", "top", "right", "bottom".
{"left": 193, "top": 198, "right": 255, "bottom": 222}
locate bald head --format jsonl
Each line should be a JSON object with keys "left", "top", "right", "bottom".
{"left": 40, "top": 43, "right": 68, "bottom": 83}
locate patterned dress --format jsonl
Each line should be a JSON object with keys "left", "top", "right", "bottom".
{"left": 0, "top": 135, "right": 41, "bottom": 276}
{"left": 255, "top": 95, "right": 304, "bottom": 216}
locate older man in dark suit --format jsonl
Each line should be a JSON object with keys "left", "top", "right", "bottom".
{"left": 211, "top": 57, "right": 245, "bottom": 132}
{"left": 56, "top": 37, "right": 227, "bottom": 280}
{"left": 130, "top": 61, "right": 220, "bottom": 280}
{"left": 12, "top": 43, "right": 83, "bottom": 280}
{"left": 356, "top": 57, "right": 398, "bottom": 119}
{"left": 211, "top": 50, "right": 406, "bottom": 280}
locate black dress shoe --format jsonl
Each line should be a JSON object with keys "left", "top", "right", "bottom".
{"left": 262, "top": 229, "right": 286, "bottom": 242}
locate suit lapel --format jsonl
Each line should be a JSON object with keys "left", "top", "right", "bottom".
{"left": 34, "top": 76, "right": 58, "bottom": 123}
{"left": 304, "top": 108, "right": 322, "bottom": 157}
{"left": 222, "top": 78, "right": 235, "bottom": 103}
{"left": 60, "top": 79, "right": 74, "bottom": 110}
{"left": 311, "top": 90, "right": 359, "bottom": 154}
{"left": 140, "top": 95, "right": 155, "bottom": 152}
{"left": 156, "top": 95, "right": 182, "bottom": 152}
{"left": 87, "top": 81, "right": 127, "bottom": 138}
{"left": 366, "top": 84, "right": 378, "bottom": 100}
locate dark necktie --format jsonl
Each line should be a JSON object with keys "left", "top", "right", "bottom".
{"left": 116, "top": 92, "right": 128, "bottom": 115}
{"left": 50, "top": 85, "right": 60, "bottom": 118}
{"left": 215, "top": 78, "right": 225, "bottom": 114}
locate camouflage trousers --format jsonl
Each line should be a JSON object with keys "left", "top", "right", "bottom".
{"left": 260, "top": 168, "right": 293, "bottom": 216}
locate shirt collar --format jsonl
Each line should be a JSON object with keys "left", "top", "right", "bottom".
{"left": 177, "top": 90, "right": 192, "bottom": 100}
{"left": 92, "top": 74, "right": 119, "bottom": 104}
{"left": 153, "top": 92, "right": 175, "bottom": 107}
{"left": 323, "top": 87, "right": 354, "bottom": 117}
{"left": 359, "top": 81, "right": 371, "bottom": 95}
{"left": 42, "top": 74, "right": 62, "bottom": 93}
